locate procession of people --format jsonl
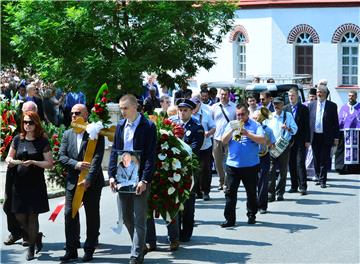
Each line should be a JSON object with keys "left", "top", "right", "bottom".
{"left": 1, "top": 71, "right": 359, "bottom": 264}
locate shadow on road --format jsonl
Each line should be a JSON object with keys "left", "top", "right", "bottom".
{"left": 155, "top": 247, "right": 252, "bottom": 264}
{"left": 294, "top": 198, "right": 340, "bottom": 205}
{"left": 269, "top": 211, "right": 328, "bottom": 220}
{"left": 255, "top": 221, "right": 317, "bottom": 233}
{"left": 327, "top": 184, "right": 360, "bottom": 189}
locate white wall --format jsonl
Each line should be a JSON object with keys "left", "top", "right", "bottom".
{"left": 195, "top": 6, "right": 360, "bottom": 106}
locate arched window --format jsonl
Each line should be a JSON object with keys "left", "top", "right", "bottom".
{"left": 229, "top": 25, "right": 249, "bottom": 79}
{"left": 295, "top": 33, "right": 314, "bottom": 77}
{"left": 332, "top": 23, "right": 360, "bottom": 86}
{"left": 341, "top": 32, "right": 359, "bottom": 85}
{"left": 235, "top": 33, "right": 246, "bottom": 79}
{"left": 288, "top": 24, "right": 319, "bottom": 81}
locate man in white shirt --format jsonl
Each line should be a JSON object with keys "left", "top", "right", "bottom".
{"left": 212, "top": 88, "right": 236, "bottom": 190}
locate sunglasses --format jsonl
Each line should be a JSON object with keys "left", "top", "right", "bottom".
{"left": 71, "top": 111, "right": 81, "bottom": 116}
{"left": 23, "top": 120, "right": 35, "bottom": 125}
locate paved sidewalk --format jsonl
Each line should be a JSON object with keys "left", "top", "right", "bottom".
{"left": 1, "top": 172, "right": 359, "bottom": 263}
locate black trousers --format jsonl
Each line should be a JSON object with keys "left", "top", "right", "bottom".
{"left": 224, "top": 165, "right": 258, "bottom": 223}
{"left": 269, "top": 146, "right": 290, "bottom": 197}
{"left": 197, "top": 146, "right": 213, "bottom": 195}
{"left": 3, "top": 167, "right": 24, "bottom": 238}
{"left": 65, "top": 186, "right": 102, "bottom": 253}
{"left": 289, "top": 142, "right": 308, "bottom": 191}
{"left": 312, "top": 133, "right": 332, "bottom": 184}
{"left": 258, "top": 154, "right": 270, "bottom": 210}
{"left": 179, "top": 192, "right": 196, "bottom": 241}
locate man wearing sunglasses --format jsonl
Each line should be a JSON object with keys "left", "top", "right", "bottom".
{"left": 59, "top": 104, "right": 105, "bottom": 263}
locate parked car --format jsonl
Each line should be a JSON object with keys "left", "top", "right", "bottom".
{"left": 245, "top": 83, "right": 306, "bottom": 104}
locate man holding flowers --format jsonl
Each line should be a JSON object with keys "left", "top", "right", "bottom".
{"left": 168, "top": 98, "right": 204, "bottom": 243}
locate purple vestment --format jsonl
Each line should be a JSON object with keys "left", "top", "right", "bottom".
{"left": 339, "top": 102, "right": 360, "bottom": 164}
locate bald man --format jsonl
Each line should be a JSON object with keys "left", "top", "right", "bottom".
{"left": 59, "top": 104, "right": 105, "bottom": 262}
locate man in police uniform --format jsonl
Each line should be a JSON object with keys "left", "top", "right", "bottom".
{"left": 169, "top": 98, "right": 204, "bottom": 243}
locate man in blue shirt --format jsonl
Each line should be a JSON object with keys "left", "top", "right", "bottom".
{"left": 220, "top": 104, "right": 265, "bottom": 227}
{"left": 266, "top": 97, "right": 298, "bottom": 202}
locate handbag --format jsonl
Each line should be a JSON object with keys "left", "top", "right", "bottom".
{"left": 270, "top": 112, "right": 291, "bottom": 158}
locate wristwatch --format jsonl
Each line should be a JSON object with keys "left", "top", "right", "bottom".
{"left": 141, "top": 180, "right": 148, "bottom": 184}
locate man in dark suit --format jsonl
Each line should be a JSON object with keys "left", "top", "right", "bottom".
{"left": 308, "top": 85, "right": 340, "bottom": 188}
{"left": 59, "top": 104, "right": 105, "bottom": 263}
{"left": 284, "top": 88, "right": 310, "bottom": 195}
{"left": 108, "top": 94, "right": 157, "bottom": 264}
{"left": 259, "top": 91, "right": 275, "bottom": 112}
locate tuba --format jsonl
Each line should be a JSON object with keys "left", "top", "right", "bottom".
{"left": 258, "top": 107, "right": 272, "bottom": 157}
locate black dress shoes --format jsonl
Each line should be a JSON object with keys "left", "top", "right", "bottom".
{"left": 288, "top": 188, "right": 298, "bottom": 193}
{"left": 82, "top": 251, "right": 94, "bottom": 262}
{"left": 220, "top": 221, "right": 235, "bottom": 228}
{"left": 60, "top": 251, "right": 78, "bottom": 263}
{"left": 247, "top": 216, "right": 256, "bottom": 224}
{"left": 299, "top": 189, "right": 307, "bottom": 195}
{"left": 268, "top": 196, "right": 275, "bottom": 202}
{"left": 277, "top": 195, "right": 284, "bottom": 201}
{"left": 321, "top": 184, "right": 327, "bottom": 188}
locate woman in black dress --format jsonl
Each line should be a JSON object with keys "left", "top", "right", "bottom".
{"left": 5, "top": 111, "right": 53, "bottom": 261}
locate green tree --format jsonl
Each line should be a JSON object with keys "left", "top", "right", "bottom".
{"left": 3, "top": 0, "right": 235, "bottom": 98}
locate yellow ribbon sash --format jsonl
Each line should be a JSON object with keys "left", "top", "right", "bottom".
{"left": 71, "top": 117, "right": 116, "bottom": 218}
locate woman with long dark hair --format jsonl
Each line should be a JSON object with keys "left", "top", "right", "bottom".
{"left": 5, "top": 111, "right": 53, "bottom": 261}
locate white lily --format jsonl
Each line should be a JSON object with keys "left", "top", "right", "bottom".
{"left": 166, "top": 211, "right": 171, "bottom": 222}
{"left": 161, "top": 141, "right": 169, "bottom": 150}
{"left": 161, "top": 162, "right": 170, "bottom": 170}
{"left": 172, "top": 159, "right": 181, "bottom": 170}
{"left": 171, "top": 147, "right": 181, "bottom": 155}
{"left": 168, "top": 187, "right": 176, "bottom": 195}
{"left": 173, "top": 173, "right": 181, "bottom": 182}
{"left": 158, "top": 153, "right": 167, "bottom": 160}
{"left": 159, "top": 129, "right": 170, "bottom": 135}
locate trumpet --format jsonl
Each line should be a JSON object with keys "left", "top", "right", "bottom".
{"left": 232, "top": 120, "right": 244, "bottom": 142}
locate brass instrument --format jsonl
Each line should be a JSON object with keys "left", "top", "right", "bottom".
{"left": 258, "top": 107, "right": 272, "bottom": 157}
{"left": 233, "top": 120, "right": 244, "bottom": 142}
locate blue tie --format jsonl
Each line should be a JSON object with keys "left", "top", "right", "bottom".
{"left": 291, "top": 105, "right": 297, "bottom": 117}
{"left": 315, "top": 103, "right": 323, "bottom": 131}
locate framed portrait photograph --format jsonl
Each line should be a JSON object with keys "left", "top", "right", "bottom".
{"left": 115, "top": 150, "right": 141, "bottom": 193}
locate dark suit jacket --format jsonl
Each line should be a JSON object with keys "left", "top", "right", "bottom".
{"left": 183, "top": 118, "right": 205, "bottom": 157}
{"left": 108, "top": 114, "right": 157, "bottom": 183}
{"left": 308, "top": 100, "right": 340, "bottom": 145}
{"left": 284, "top": 102, "right": 310, "bottom": 144}
{"left": 59, "top": 129, "right": 105, "bottom": 191}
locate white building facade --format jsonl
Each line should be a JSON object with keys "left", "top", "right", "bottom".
{"left": 195, "top": 1, "right": 360, "bottom": 106}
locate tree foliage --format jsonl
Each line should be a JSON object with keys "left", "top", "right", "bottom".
{"left": 2, "top": 0, "right": 235, "bottom": 98}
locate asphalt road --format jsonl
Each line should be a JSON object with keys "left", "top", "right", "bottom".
{"left": 1, "top": 172, "right": 359, "bottom": 264}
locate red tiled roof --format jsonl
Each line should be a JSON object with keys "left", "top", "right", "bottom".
{"left": 237, "top": 0, "right": 360, "bottom": 8}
